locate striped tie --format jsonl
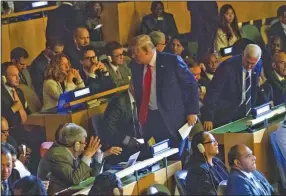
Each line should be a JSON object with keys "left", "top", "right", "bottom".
{"left": 245, "top": 71, "right": 252, "bottom": 116}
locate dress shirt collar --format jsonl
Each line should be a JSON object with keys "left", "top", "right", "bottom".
{"left": 65, "top": 147, "right": 76, "bottom": 160}
{"left": 62, "top": 2, "right": 73, "bottom": 6}
{"left": 205, "top": 72, "right": 214, "bottom": 80}
{"left": 3, "top": 84, "right": 14, "bottom": 99}
{"left": 242, "top": 67, "right": 252, "bottom": 75}
{"left": 239, "top": 169, "right": 254, "bottom": 179}
{"left": 281, "top": 22, "right": 286, "bottom": 34}
{"left": 83, "top": 67, "right": 91, "bottom": 78}
{"left": 147, "top": 50, "right": 157, "bottom": 68}
{"left": 110, "top": 63, "right": 119, "bottom": 72}
{"left": 274, "top": 70, "right": 285, "bottom": 81}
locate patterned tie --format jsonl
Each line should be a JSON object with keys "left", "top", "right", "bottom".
{"left": 245, "top": 71, "right": 252, "bottom": 116}
{"left": 139, "top": 65, "right": 152, "bottom": 125}
{"left": 115, "top": 69, "right": 122, "bottom": 79}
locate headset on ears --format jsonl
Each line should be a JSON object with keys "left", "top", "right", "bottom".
{"left": 197, "top": 143, "right": 206, "bottom": 154}
{"left": 74, "top": 141, "right": 81, "bottom": 152}
{"left": 113, "top": 187, "right": 121, "bottom": 196}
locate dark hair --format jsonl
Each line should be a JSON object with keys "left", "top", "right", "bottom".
{"left": 85, "top": 1, "right": 103, "bottom": 18}
{"left": 170, "top": 35, "right": 189, "bottom": 58}
{"left": 13, "top": 175, "right": 47, "bottom": 196}
{"left": 1, "top": 144, "right": 12, "bottom": 156}
{"left": 219, "top": 4, "right": 241, "bottom": 42}
{"left": 191, "top": 131, "right": 208, "bottom": 156}
{"left": 2, "top": 143, "right": 17, "bottom": 156}
{"left": 228, "top": 145, "right": 240, "bottom": 167}
{"left": 88, "top": 172, "right": 121, "bottom": 196}
{"left": 105, "top": 41, "right": 123, "bottom": 56}
{"left": 10, "top": 47, "right": 29, "bottom": 61}
{"left": 1, "top": 61, "right": 15, "bottom": 76}
{"left": 80, "top": 45, "right": 96, "bottom": 60}
{"left": 201, "top": 52, "right": 216, "bottom": 66}
{"left": 277, "top": 5, "right": 286, "bottom": 17}
{"left": 184, "top": 57, "right": 199, "bottom": 69}
{"left": 46, "top": 37, "right": 64, "bottom": 49}
{"left": 232, "top": 38, "right": 254, "bottom": 55}
{"left": 151, "top": 1, "right": 164, "bottom": 12}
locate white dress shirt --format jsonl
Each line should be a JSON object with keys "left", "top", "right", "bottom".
{"left": 240, "top": 68, "right": 252, "bottom": 105}
{"left": 239, "top": 169, "right": 267, "bottom": 195}
{"left": 274, "top": 70, "right": 285, "bottom": 81}
{"left": 143, "top": 50, "right": 158, "bottom": 110}
{"left": 205, "top": 72, "right": 214, "bottom": 81}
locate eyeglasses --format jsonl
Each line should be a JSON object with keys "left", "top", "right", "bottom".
{"left": 84, "top": 56, "right": 97, "bottom": 61}
{"left": 80, "top": 141, "right": 87, "bottom": 145}
{"left": 113, "top": 53, "right": 124, "bottom": 58}
{"left": 1, "top": 129, "right": 9, "bottom": 134}
{"left": 158, "top": 42, "right": 166, "bottom": 46}
{"left": 202, "top": 139, "right": 217, "bottom": 145}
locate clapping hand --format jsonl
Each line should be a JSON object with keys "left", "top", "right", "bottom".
{"left": 83, "top": 136, "right": 102, "bottom": 158}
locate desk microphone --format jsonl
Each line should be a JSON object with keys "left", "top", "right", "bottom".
{"left": 197, "top": 144, "right": 218, "bottom": 195}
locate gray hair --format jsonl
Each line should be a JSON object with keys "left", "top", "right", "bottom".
{"left": 58, "top": 123, "right": 87, "bottom": 146}
{"left": 149, "top": 31, "right": 166, "bottom": 47}
{"left": 128, "top": 34, "right": 155, "bottom": 53}
{"left": 243, "top": 44, "right": 262, "bottom": 59}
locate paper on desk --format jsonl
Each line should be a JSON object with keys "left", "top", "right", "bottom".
{"left": 178, "top": 123, "right": 193, "bottom": 140}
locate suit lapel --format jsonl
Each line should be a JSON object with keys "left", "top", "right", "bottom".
{"left": 156, "top": 53, "right": 164, "bottom": 103}
{"left": 1, "top": 85, "right": 14, "bottom": 103}
{"left": 235, "top": 58, "right": 243, "bottom": 97}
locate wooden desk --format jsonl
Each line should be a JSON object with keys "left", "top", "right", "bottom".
{"left": 211, "top": 106, "right": 285, "bottom": 182}
{"left": 26, "top": 103, "right": 107, "bottom": 141}
{"left": 73, "top": 161, "right": 182, "bottom": 195}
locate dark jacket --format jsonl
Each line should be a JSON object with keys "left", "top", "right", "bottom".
{"left": 104, "top": 62, "right": 131, "bottom": 87}
{"left": 140, "top": 12, "right": 178, "bottom": 37}
{"left": 186, "top": 156, "right": 229, "bottom": 195}
{"left": 268, "top": 22, "right": 286, "bottom": 52}
{"left": 30, "top": 51, "right": 50, "bottom": 101}
{"left": 201, "top": 55, "right": 259, "bottom": 127}
{"left": 226, "top": 168, "right": 274, "bottom": 195}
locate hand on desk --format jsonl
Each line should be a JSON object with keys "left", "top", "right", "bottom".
{"left": 83, "top": 136, "right": 102, "bottom": 158}
{"left": 103, "top": 147, "right": 122, "bottom": 158}
{"left": 204, "top": 121, "right": 213, "bottom": 131}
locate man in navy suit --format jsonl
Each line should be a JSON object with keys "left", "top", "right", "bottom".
{"left": 201, "top": 44, "right": 262, "bottom": 130}
{"left": 129, "top": 35, "right": 199, "bottom": 160}
{"left": 226, "top": 144, "right": 274, "bottom": 195}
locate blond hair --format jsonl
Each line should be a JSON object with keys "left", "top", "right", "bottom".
{"left": 129, "top": 34, "right": 155, "bottom": 53}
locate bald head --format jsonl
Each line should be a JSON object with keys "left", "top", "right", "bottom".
{"left": 1, "top": 116, "right": 9, "bottom": 143}
{"left": 74, "top": 27, "right": 90, "bottom": 48}
{"left": 272, "top": 52, "right": 286, "bottom": 77}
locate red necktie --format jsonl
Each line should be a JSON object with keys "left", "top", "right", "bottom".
{"left": 139, "top": 65, "right": 152, "bottom": 125}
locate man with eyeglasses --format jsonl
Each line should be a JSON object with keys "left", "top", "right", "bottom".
{"left": 265, "top": 52, "right": 286, "bottom": 105}
{"left": 30, "top": 38, "right": 64, "bottom": 101}
{"left": 149, "top": 31, "right": 167, "bottom": 52}
{"left": 1, "top": 116, "right": 18, "bottom": 152}
{"left": 226, "top": 144, "right": 274, "bottom": 195}
{"left": 104, "top": 41, "right": 131, "bottom": 87}
{"left": 79, "top": 45, "right": 115, "bottom": 94}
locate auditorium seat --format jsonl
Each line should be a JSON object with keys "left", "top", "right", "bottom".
{"left": 217, "top": 180, "right": 227, "bottom": 196}
{"left": 18, "top": 84, "right": 42, "bottom": 113}
{"left": 187, "top": 41, "right": 198, "bottom": 59}
{"left": 241, "top": 24, "right": 265, "bottom": 49}
{"left": 261, "top": 24, "right": 270, "bottom": 45}
{"left": 146, "top": 184, "right": 171, "bottom": 195}
{"left": 270, "top": 132, "right": 286, "bottom": 194}
{"left": 175, "top": 170, "right": 188, "bottom": 195}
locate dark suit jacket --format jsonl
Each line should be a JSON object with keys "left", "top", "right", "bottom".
{"left": 37, "top": 143, "right": 100, "bottom": 195}
{"left": 1, "top": 85, "right": 30, "bottom": 128}
{"left": 268, "top": 22, "right": 286, "bottom": 52}
{"left": 226, "top": 168, "right": 274, "bottom": 195}
{"left": 104, "top": 62, "right": 131, "bottom": 87}
{"left": 201, "top": 55, "right": 259, "bottom": 127}
{"left": 64, "top": 45, "right": 81, "bottom": 70}
{"left": 79, "top": 67, "right": 115, "bottom": 95}
{"left": 30, "top": 51, "right": 49, "bottom": 101}
{"left": 186, "top": 156, "right": 229, "bottom": 195}
{"left": 140, "top": 12, "right": 178, "bottom": 37}
{"left": 200, "top": 71, "right": 212, "bottom": 89}
{"left": 46, "top": 4, "right": 76, "bottom": 46}
{"left": 130, "top": 52, "right": 199, "bottom": 137}
{"left": 266, "top": 70, "right": 286, "bottom": 105}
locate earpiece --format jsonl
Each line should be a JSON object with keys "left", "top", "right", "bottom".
{"left": 113, "top": 187, "right": 121, "bottom": 196}
{"left": 74, "top": 141, "right": 81, "bottom": 152}
{"left": 197, "top": 143, "right": 205, "bottom": 154}
{"left": 1, "top": 75, "right": 7, "bottom": 84}
{"left": 107, "top": 56, "right": 112, "bottom": 63}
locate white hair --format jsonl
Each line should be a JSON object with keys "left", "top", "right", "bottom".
{"left": 243, "top": 44, "right": 262, "bottom": 59}
{"left": 58, "top": 123, "right": 87, "bottom": 146}
{"left": 149, "top": 31, "right": 166, "bottom": 47}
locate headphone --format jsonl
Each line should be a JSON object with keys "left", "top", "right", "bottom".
{"left": 197, "top": 143, "right": 205, "bottom": 154}
{"left": 74, "top": 141, "right": 81, "bottom": 152}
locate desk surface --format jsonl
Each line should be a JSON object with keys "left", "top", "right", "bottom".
{"left": 211, "top": 105, "right": 285, "bottom": 134}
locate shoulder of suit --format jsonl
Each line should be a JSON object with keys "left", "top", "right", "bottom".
{"left": 142, "top": 14, "right": 153, "bottom": 20}
{"left": 164, "top": 12, "right": 174, "bottom": 18}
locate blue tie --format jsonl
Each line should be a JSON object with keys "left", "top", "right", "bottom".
{"left": 2, "top": 180, "right": 10, "bottom": 196}
{"left": 245, "top": 71, "right": 252, "bottom": 116}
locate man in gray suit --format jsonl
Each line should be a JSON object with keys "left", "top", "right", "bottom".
{"left": 37, "top": 123, "right": 102, "bottom": 195}
{"left": 103, "top": 41, "right": 131, "bottom": 87}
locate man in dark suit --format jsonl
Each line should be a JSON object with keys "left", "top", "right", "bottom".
{"left": 79, "top": 46, "right": 115, "bottom": 94}
{"left": 266, "top": 52, "right": 286, "bottom": 105}
{"left": 268, "top": 5, "right": 286, "bottom": 52}
{"left": 187, "top": 1, "right": 219, "bottom": 59}
{"left": 30, "top": 38, "right": 64, "bottom": 101}
{"left": 46, "top": 1, "right": 76, "bottom": 47}
{"left": 1, "top": 62, "right": 30, "bottom": 144}
{"left": 103, "top": 41, "right": 131, "bottom": 87}
{"left": 129, "top": 35, "right": 199, "bottom": 160}
{"left": 201, "top": 44, "right": 262, "bottom": 130}
{"left": 226, "top": 144, "right": 274, "bottom": 195}
{"left": 200, "top": 53, "right": 219, "bottom": 89}
{"left": 140, "top": 1, "right": 178, "bottom": 39}
{"left": 37, "top": 123, "right": 102, "bottom": 195}
{"left": 1, "top": 146, "right": 13, "bottom": 196}
{"left": 65, "top": 26, "right": 90, "bottom": 70}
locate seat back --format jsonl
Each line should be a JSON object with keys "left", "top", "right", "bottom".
{"left": 260, "top": 25, "right": 270, "bottom": 45}
{"left": 175, "top": 170, "right": 188, "bottom": 195}
{"left": 18, "top": 84, "right": 42, "bottom": 113}
{"left": 270, "top": 132, "right": 286, "bottom": 190}
{"left": 187, "top": 41, "right": 199, "bottom": 59}
{"left": 217, "top": 180, "right": 227, "bottom": 196}
{"left": 241, "top": 24, "right": 265, "bottom": 49}
{"left": 146, "top": 184, "right": 171, "bottom": 195}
